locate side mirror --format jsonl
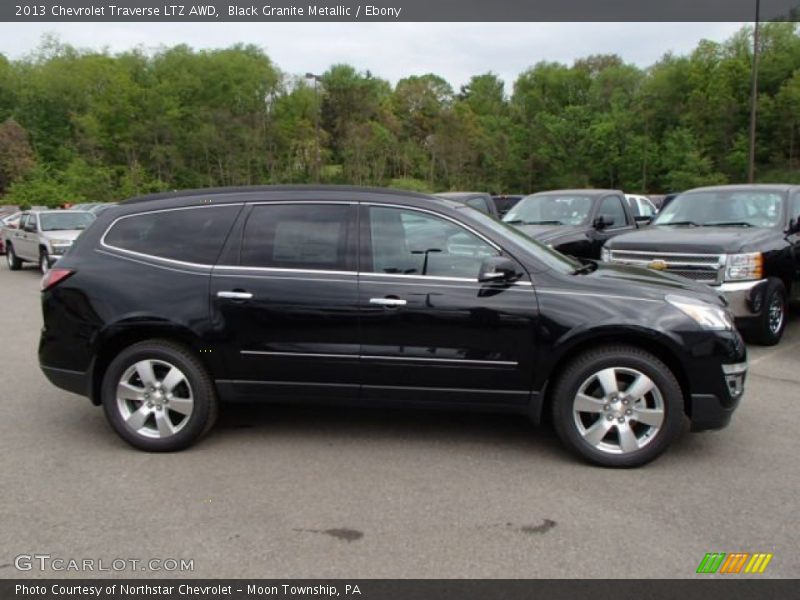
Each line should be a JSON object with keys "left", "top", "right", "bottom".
{"left": 788, "top": 218, "right": 800, "bottom": 234}
{"left": 593, "top": 214, "right": 615, "bottom": 230}
{"left": 478, "top": 256, "right": 519, "bottom": 283}
{"left": 634, "top": 215, "right": 652, "bottom": 226}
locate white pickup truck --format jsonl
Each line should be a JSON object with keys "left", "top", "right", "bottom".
{"left": 4, "top": 210, "right": 95, "bottom": 274}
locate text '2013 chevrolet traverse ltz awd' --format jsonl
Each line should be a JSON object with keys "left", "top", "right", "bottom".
{"left": 38, "top": 186, "right": 747, "bottom": 467}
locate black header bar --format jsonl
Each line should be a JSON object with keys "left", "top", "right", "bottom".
{"left": 2, "top": 0, "right": 799, "bottom": 22}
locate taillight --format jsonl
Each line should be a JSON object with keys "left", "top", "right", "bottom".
{"left": 41, "top": 268, "right": 75, "bottom": 291}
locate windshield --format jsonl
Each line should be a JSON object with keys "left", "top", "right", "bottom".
{"left": 464, "top": 208, "right": 582, "bottom": 273}
{"left": 653, "top": 190, "right": 785, "bottom": 228}
{"left": 39, "top": 211, "right": 95, "bottom": 231}
{"left": 504, "top": 194, "right": 593, "bottom": 226}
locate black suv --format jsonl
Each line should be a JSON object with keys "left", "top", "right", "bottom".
{"left": 604, "top": 185, "right": 800, "bottom": 346}
{"left": 503, "top": 189, "right": 638, "bottom": 260}
{"left": 39, "top": 186, "right": 747, "bottom": 467}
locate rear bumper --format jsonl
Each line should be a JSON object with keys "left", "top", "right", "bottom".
{"left": 716, "top": 279, "right": 767, "bottom": 320}
{"left": 40, "top": 365, "right": 92, "bottom": 399}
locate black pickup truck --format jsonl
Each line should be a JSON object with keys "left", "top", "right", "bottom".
{"left": 502, "top": 189, "right": 639, "bottom": 260}
{"left": 604, "top": 184, "right": 800, "bottom": 345}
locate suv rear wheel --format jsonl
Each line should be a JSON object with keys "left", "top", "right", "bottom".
{"left": 101, "top": 340, "right": 218, "bottom": 451}
{"left": 551, "top": 345, "right": 683, "bottom": 468}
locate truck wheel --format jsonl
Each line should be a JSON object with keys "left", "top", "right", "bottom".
{"left": 39, "top": 249, "right": 50, "bottom": 274}
{"left": 551, "top": 345, "right": 683, "bottom": 468}
{"left": 750, "top": 279, "right": 786, "bottom": 346}
{"left": 5, "top": 244, "right": 22, "bottom": 270}
{"left": 101, "top": 340, "right": 218, "bottom": 452}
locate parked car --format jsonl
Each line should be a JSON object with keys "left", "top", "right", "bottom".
{"left": 625, "top": 194, "right": 658, "bottom": 224}
{"left": 4, "top": 210, "right": 95, "bottom": 274}
{"left": 38, "top": 186, "right": 747, "bottom": 467}
{"left": 0, "top": 211, "right": 22, "bottom": 255}
{"left": 70, "top": 202, "right": 105, "bottom": 212}
{"left": 435, "top": 192, "right": 499, "bottom": 218}
{"left": 502, "top": 189, "right": 637, "bottom": 260}
{"left": 89, "top": 202, "right": 118, "bottom": 215}
{"left": 659, "top": 193, "right": 681, "bottom": 211}
{"left": 492, "top": 194, "right": 524, "bottom": 217}
{"left": 603, "top": 184, "right": 800, "bottom": 346}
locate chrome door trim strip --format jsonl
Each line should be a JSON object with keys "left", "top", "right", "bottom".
{"left": 240, "top": 350, "right": 517, "bottom": 366}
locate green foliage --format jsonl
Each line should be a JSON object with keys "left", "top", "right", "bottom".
{"left": 0, "top": 26, "right": 798, "bottom": 204}
{"left": 389, "top": 177, "right": 433, "bottom": 193}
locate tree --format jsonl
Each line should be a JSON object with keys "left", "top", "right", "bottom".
{"left": 0, "top": 118, "right": 36, "bottom": 194}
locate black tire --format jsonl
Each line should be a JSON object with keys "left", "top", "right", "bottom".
{"left": 101, "top": 339, "right": 218, "bottom": 451}
{"left": 551, "top": 345, "right": 684, "bottom": 468}
{"left": 5, "top": 243, "right": 22, "bottom": 270}
{"left": 39, "top": 248, "right": 50, "bottom": 275}
{"left": 749, "top": 279, "right": 787, "bottom": 346}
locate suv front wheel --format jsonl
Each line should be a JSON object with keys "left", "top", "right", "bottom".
{"left": 101, "top": 340, "right": 218, "bottom": 451}
{"left": 6, "top": 243, "right": 22, "bottom": 270}
{"left": 552, "top": 345, "right": 683, "bottom": 468}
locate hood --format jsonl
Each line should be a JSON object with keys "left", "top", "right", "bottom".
{"left": 575, "top": 261, "right": 727, "bottom": 307}
{"left": 42, "top": 230, "right": 84, "bottom": 242}
{"left": 605, "top": 225, "right": 779, "bottom": 254}
{"left": 514, "top": 223, "right": 587, "bottom": 244}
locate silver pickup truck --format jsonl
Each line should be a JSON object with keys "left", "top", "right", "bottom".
{"left": 4, "top": 210, "right": 95, "bottom": 274}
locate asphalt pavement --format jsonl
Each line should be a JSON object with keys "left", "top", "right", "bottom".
{"left": 1, "top": 263, "right": 798, "bottom": 579}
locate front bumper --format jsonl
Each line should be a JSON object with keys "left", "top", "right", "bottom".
{"left": 689, "top": 361, "right": 747, "bottom": 431}
{"left": 715, "top": 279, "right": 767, "bottom": 319}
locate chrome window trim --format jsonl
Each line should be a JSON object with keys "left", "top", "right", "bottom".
{"left": 94, "top": 249, "right": 211, "bottom": 276}
{"left": 363, "top": 201, "right": 502, "bottom": 252}
{"left": 215, "top": 265, "right": 358, "bottom": 277}
{"left": 98, "top": 200, "right": 536, "bottom": 286}
{"left": 100, "top": 203, "right": 244, "bottom": 268}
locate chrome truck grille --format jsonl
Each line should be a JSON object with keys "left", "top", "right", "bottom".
{"left": 608, "top": 250, "right": 724, "bottom": 284}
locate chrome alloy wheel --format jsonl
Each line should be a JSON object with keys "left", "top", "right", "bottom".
{"left": 572, "top": 367, "right": 665, "bottom": 455}
{"left": 116, "top": 359, "right": 194, "bottom": 439}
{"left": 768, "top": 294, "right": 785, "bottom": 335}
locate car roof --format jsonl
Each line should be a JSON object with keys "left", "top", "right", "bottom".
{"left": 684, "top": 184, "right": 798, "bottom": 193}
{"left": 436, "top": 192, "right": 491, "bottom": 199}
{"left": 530, "top": 189, "right": 623, "bottom": 197}
{"left": 120, "top": 184, "right": 438, "bottom": 206}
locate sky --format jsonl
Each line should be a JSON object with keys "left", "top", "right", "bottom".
{"left": 0, "top": 22, "right": 748, "bottom": 89}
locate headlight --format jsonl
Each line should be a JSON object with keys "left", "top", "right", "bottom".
{"left": 666, "top": 294, "right": 733, "bottom": 331}
{"left": 601, "top": 247, "right": 611, "bottom": 262}
{"left": 725, "top": 252, "right": 762, "bottom": 281}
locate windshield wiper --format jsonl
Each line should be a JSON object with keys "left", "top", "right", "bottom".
{"left": 660, "top": 220, "right": 699, "bottom": 227}
{"left": 703, "top": 221, "right": 753, "bottom": 227}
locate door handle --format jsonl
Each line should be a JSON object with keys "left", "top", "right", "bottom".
{"left": 370, "top": 297, "right": 407, "bottom": 307}
{"left": 217, "top": 290, "right": 253, "bottom": 300}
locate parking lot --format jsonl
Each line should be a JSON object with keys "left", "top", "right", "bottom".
{"left": 1, "top": 263, "right": 798, "bottom": 579}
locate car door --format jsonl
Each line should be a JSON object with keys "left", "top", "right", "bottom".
{"left": 591, "top": 195, "right": 636, "bottom": 257}
{"left": 358, "top": 203, "right": 539, "bottom": 408}
{"left": 18, "top": 214, "right": 38, "bottom": 260}
{"left": 209, "top": 201, "right": 361, "bottom": 402}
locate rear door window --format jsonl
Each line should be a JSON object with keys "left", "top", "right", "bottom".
{"left": 240, "top": 204, "right": 354, "bottom": 271}
{"left": 104, "top": 205, "right": 240, "bottom": 265}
